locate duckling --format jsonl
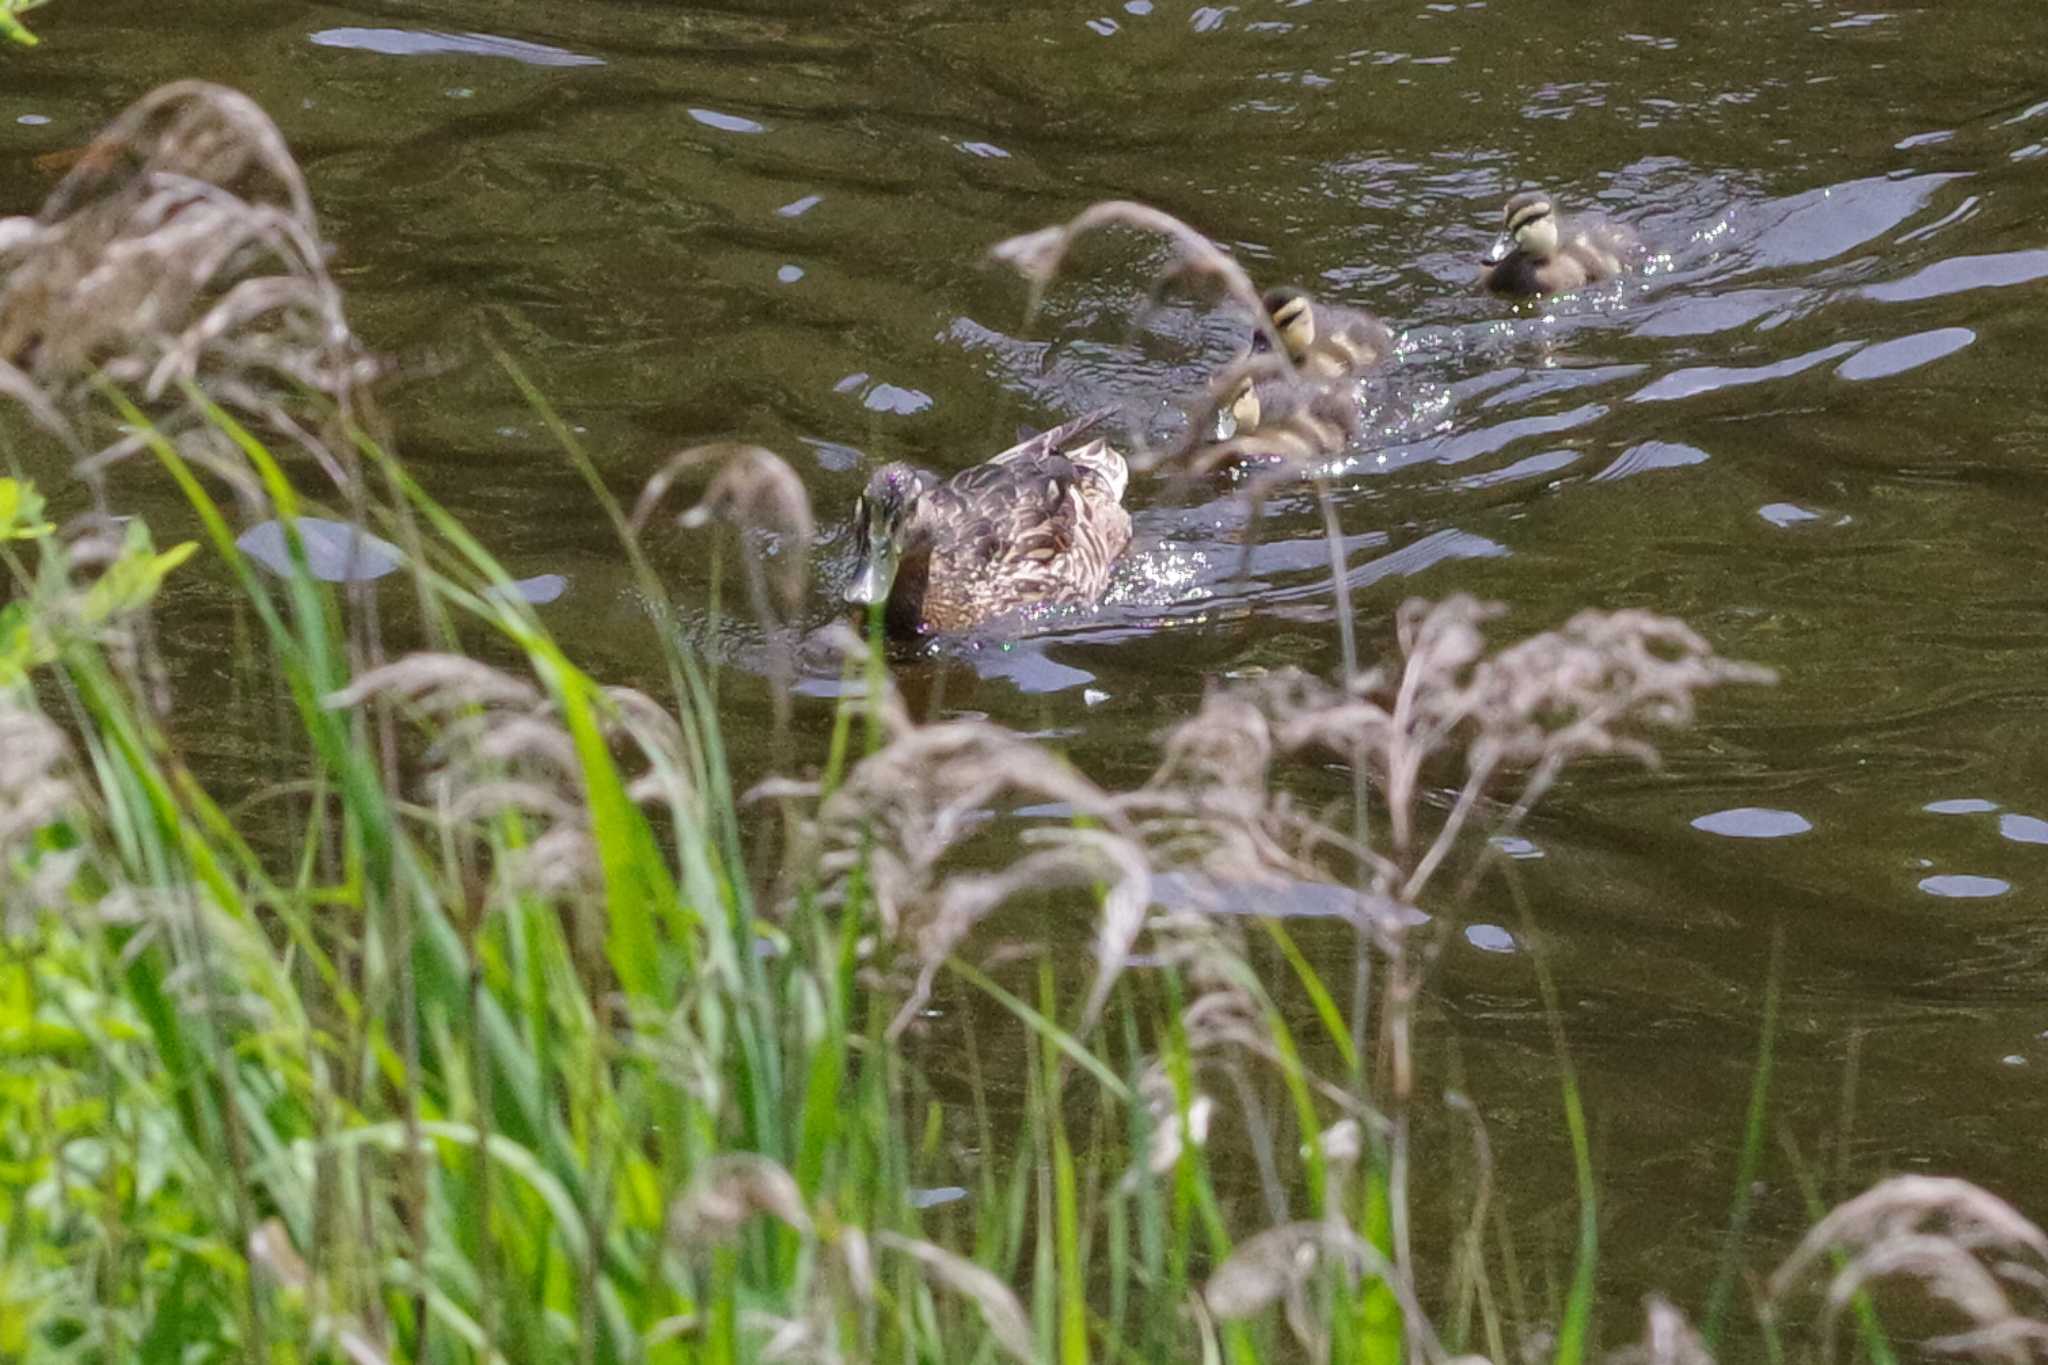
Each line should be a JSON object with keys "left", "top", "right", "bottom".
{"left": 1260, "top": 286, "right": 1395, "bottom": 380}
{"left": 1213, "top": 370, "right": 1358, "bottom": 448}
{"left": 1201, "top": 370, "right": 1360, "bottom": 475}
{"left": 843, "top": 407, "right": 1132, "bottom": 637}
{"left": 1213, "top": 368, "right": 1267, "bottom": 442}
{"left": 1481, "top": 190, "right": 1636, "bottom": 298}
{"left": 1198, "top": 287, "right": 1384, "bottom": 468}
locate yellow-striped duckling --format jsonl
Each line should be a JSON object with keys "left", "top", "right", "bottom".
{"left": 1204, "top": 371, "right": 1359, "bottom": 475}
{"left": 844, "top": 408, "right": 1132, "bottom": 637}
{"left": 1481, "top": 190, "right": 1636, "bottom": 298}
{"left": 1260, "top": 285, "right": 1394, "bottom": 380}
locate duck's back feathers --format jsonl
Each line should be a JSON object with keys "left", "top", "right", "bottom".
{"left": 992, "top": 404, "right": 1116, "bottom": 467}
{"left": 1566, "top": 221, "right": 1635, "bottom": 278}
{"left": 1059, "top": 434, "right": 1129, "bottom": 504}
{"left": 1310, "top": 307, "right": 1394, "bottom": 378}
{"left": 877, "top": 420, "right": 1131, "bottom": 634}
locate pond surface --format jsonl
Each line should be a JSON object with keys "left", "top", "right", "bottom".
{"left": 7, "top": 0, "right": 2048, "bottom": 1332}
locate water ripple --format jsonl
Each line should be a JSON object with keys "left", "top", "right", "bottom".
{"left": 1835, "top": 327, "right": 1975, "bottom": 381}
{"left": 309, "top": 27, "right": 604, "bottom": 67}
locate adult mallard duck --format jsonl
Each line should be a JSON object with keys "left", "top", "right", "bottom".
{"left": 1481, "top": 190, "right": 1637, "bottom": 297}
{"left": 1259, "top": 286, "right": 1394, "bottom": 380}
{"left": 843, "top": 407, "right": 1132, "bottom": 637}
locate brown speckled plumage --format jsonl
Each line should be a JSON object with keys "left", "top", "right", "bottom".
{"left": 847, "top": 408, "right": 1133, "bottom": 638}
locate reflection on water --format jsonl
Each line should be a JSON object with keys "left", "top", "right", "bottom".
{"left": 2000, "top": 814, "right": 2048, "bottom": 846}
{"left": 1835, "top": 325, "right": 1975, "bottom": 381}
{"left": 1919, "top": 874, "right": 2013, "bottom": 900}
{"left": 6, "top": 0, "right": 2048, "bottom": 1321}
{"left": 308, "top": 27, "right": 605, "bottom": 68}
{"left": 1464, "top": 923, "right": 1519, "bottom": 954}
{"left": 1690, "top": 807, "right": 1814, "bottom": 840}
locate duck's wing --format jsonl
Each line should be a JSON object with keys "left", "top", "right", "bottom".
{"left": 917, "top": 449, "right": 1082, "bottom": 583}
{"left": 931, "top": 448, "right": 1075, "bottom": 529}
{"left": 1564, "top": 219, "right": 1639, "bottom": 280}
{"left": 988, "top": 404, "right": 1118, "bottom": 468}
{"left": 1058, "top": 435, "right": 1130, "bottom": 504}
{"left": 1323, "top": 307, "right": 1395, "bottom": 372}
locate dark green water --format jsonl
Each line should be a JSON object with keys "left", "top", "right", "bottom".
{"left": 7, "top": 0, "right": 2048, "bottom": 1332}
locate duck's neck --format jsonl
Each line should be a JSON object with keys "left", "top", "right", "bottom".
{"left": 885, "top": 544, "right": 934, "bottom": 637}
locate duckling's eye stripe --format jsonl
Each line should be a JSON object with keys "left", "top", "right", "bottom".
{"left": 1509, "top": 204, "right": 1551, "bottom": 232}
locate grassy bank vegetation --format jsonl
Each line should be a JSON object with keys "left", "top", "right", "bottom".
{"left": 2, "top": 81, "right": 2045, "bottom": 1365}
{"left": 0, "top": 0, "right": 47, "bottom": 47}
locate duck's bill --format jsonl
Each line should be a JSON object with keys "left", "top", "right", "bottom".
{"left": 1483, "top": 231, "right": 1514, "bottom": 265}
{"left": 843, "top": 550, "right": 896, "bottom": 607}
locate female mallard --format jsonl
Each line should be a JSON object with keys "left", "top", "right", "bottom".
{"left": 843, "top": 408, "right": 1132, "bottom": 637}
{"left": 1481, "top": 190, "right": 1637, "bottom": 297}
{"left": 1259, "top": 286, "right": 1394, "bottom": 380}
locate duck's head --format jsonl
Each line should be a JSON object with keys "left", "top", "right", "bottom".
{"left": 844, "top": 462, "right": 935, "bottom": 607}
{"left": 1261, "top": 286, "right": 1317, "bottom": 364}
{"left": 1488, "top": 191, "right": 1557, "bottom": 264}
{"left": 1214, "top": 372, "right": 1263, "bottom": 440}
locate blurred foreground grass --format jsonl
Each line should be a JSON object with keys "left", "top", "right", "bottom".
{"left": 1, "top": 0, "right": 47, "bottom": 47}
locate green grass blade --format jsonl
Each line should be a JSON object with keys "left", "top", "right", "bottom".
{"left": 1704, "top": 924, "right": 1783, "bottom": 1348}
{"left": 1510, "top": 872, "right": 1596, "bottom": 1365}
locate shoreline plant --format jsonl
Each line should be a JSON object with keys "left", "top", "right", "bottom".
{"left": 0, "top": 79, "right": 2038, "bottom": 1365}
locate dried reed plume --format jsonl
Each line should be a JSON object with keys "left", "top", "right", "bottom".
{"left": 325, "top": 653, "right": 692, "bottom": 904}
{"left": 1769, "top": 1176, "right": 2048, "bottom": 1363}
{"left": 1107, "top": 592, "right": 1771, "bottom": 953}
{"left": 0, "top": 81, "right": 374, "bottom": 491}
{"left": 668, "top": 1152, "right": 813, "bottom": 1245}
{"left": 632, "top": 442, "right": 814, "bottom": 629}
{"left": 0, "top": 700, "right": 81, "bottom": 932}
{"left": 1214, "top": 595, "right": 1776, "bottom": 901}
{"left": 813, "top": 697, "right": 1149, "bottom": 1035}
{"left": 876, "top": 1232, "right": 1037, "bottom": 1365}
{"left": 987, "top": 197, "right": 1370, "bottom": 481}
{"left": 633, "top": 442, "right": 815, "bottom": 741}
{"left": 1606, "top": 1297, "right": 1714, "bottom": 1365}
{"left": 1205, "top": 1218, "right": 1442, "bottom": 1364}
{"left": 1119, "top": 683, "right": 1408, "bottom": 942}
{"left": 661, "top": 1153, "right": 879, "bottom": 1365}
{"left": 989, "top": 199, "right": 1274, "bottom": 340}
{"left": 662, "top": 1151, "right": 1038, "bottom": 1365}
